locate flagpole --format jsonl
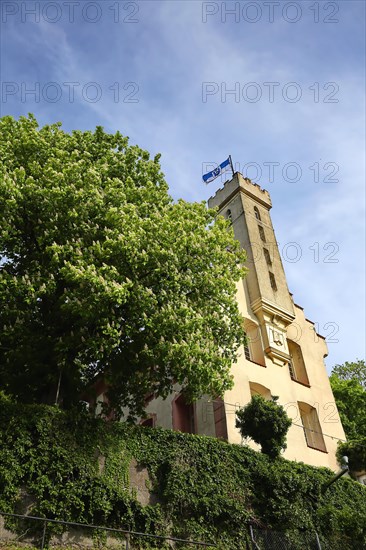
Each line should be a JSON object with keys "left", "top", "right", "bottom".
{"left": 229, "top": 155, "right": 234, "bottom": 176}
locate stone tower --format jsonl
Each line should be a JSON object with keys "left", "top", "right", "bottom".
{"left": 208, "top": 172, "right": 295, "bottom": 368}
{"left": 205, "top": 173, "right": 346, "bottom": 469}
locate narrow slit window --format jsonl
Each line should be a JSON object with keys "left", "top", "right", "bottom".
{"left": 226, "top": 209, "right": 232, "bottom": 223}
{"left": 258, "top": 225, "right": 266, "bottom": 242}
{"left": 269, "top": 272, "right": 277, "bottom": 291}
{"left": 244, "top": 343, "right": 251, "bottom": 361}
{"left": 263, "top": 248, "right": 272, "bottom": 266}
{"left": 243, "top": 332, "right": 251, "bottom": 361}
{"left": 288, "top": 359, "right": 296, "bottom": 380}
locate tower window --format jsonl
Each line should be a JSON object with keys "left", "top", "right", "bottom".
{"left": 263, "top": 248, "right": 272, "bottom": 266}
{"left": 254, "top": 206, "right": 261, "bottom": 221}
{"left": 258, "top": 225, "right": 266, "bottom": 242}
{"left": 269, "top": 272, "right": 277, "bottom": 291}
{"left": 226, "top": 209, "right": 232, "bottom": 223}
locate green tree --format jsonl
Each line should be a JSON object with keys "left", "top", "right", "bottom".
{"left": 330, "top": 360, "right": 366, "bottom": 441}
{"left": 329, "top": 374, "right": 366, "bottom": 440}
{"left": 0, "top": 114, "right": 247, "bottom": 416}
{"left": 235, "top": 395, "right": 292, "bottom": 459}
{"left": 330, "top": 361, "right": 366, "bottom": 474}
{"left": 331, "top": 359, "right": 365, "bottom": 389}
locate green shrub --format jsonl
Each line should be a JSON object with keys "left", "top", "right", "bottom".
{"left": 235, "top": 395, "right": 292, "bottom": 458}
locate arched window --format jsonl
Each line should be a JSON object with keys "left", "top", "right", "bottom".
{"left": 254, "top": 206, "right": 261, "bottom": 221}
{"left": 226, "top": 209, "right": 232, "bottom": 222}
{"left": 249, "top": 382, "right": 271, "bottom": 400}
{"left": 140, "top": 414, "right": 156, "bottom": 428}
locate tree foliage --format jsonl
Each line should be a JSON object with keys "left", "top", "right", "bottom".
{"left": 235, "top": 395, "right": 292, "bottom": 459}
{"left": 331, "top": 359, "right": 365, "bottom": 389}
{"left": 0, "top": 114, "right": 247, "bottom": 415}
{"left": 330, "top": 360, "right": 366, "bottom": 474}
{"left": 329, "top": 374, "right": 366, "bottom": 440}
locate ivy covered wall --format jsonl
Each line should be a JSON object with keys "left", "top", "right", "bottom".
{"left": 0, "top": 398, "right": 365, "bottom": 549}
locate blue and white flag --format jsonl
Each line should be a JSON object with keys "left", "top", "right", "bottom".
{"left": 202, "top": 157, "right": 231, "bottom": 184}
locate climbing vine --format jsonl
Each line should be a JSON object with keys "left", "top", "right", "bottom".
{"left": 0, "top": 397, "right": 365, "bottom": 549}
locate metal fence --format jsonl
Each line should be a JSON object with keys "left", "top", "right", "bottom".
{"left": 0, "top": 511, "right": 216, "bottom": 549}
{"left": 1, "top": 512, "right": 356, "bottom": 550}
{"left": 249, "top": 525, "right": 359, "bottom": 550}
{"left": 249, "top": 525, "right": 322, "bottom": 550}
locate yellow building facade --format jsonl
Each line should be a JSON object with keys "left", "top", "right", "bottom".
{"left": 137, "top": 173, "right": 346, "bottom": 471}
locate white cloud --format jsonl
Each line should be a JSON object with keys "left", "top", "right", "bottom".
{"left": 3, "top": 0, "right": 364, "bottom": 368}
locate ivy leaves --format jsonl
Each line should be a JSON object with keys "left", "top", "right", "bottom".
{"left": 1, "top": 401, "right": 365, "bottom": 549}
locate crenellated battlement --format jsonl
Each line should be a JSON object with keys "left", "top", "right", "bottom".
{"left": 208, "top": 172, "right": 272, "bottom": 210}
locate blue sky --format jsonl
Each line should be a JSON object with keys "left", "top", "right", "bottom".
{"left": 1, "top": 0, "right": 365, "bottom": 371}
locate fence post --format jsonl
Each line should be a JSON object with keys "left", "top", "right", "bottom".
{"left": 248, "top": 525, "right": 261, "bottom": 550}
{"left": 40, "top": 520, "right": 47, "bottom": 550}
{"left": 315, "top": 531, "right": 322, "bottom": 550}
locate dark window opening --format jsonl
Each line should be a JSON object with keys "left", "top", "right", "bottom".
{"left": 258, "top": 225, "right": 266, "bottom": 242}
{"left": 243, "top": 331, "right": 251, "bottom": 360}
{"left": 254, "top": 206, "right": 261, "bottom": 221}
{"left": 263, "top": 248, "right": 272, "bottom": 266}
{"left": 244, "top": 344, "right": 251, "bottom": 361}
{"left": 140, "top": 416, "right": 154, "bottom": 428}
{"left": 269, "top": 272, "right": 277, "bottom": 291}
